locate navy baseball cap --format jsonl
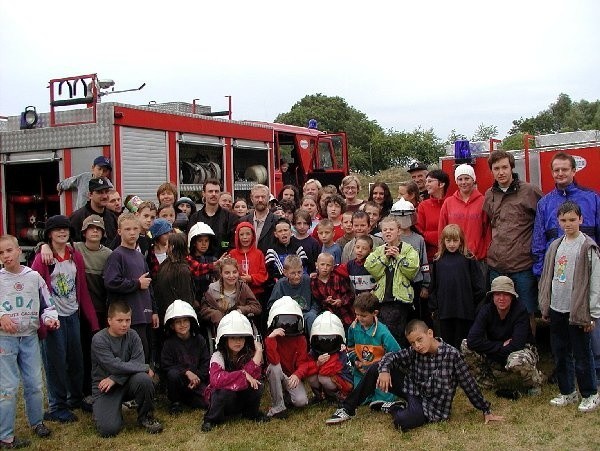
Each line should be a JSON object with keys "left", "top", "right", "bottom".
{"left": 93, "top": 156, "right": 112, "bottom": 170}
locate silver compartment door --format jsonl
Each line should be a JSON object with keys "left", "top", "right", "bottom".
{"left": 121, "top": 127, "right": 168, "bottom": 201}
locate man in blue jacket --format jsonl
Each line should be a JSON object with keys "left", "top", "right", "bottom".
{"left": 531, "top": 151, "right": 600, "bottom": 379}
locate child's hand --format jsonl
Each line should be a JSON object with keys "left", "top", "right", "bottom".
{"left": 240, "top": 274, "right": 252, "bottom": 283}
{"left": 44, "top": 318, "right": 60, "bottom": 330}
{"left": 503, "top": 338, "right": 512, "bottom": 347}
{"left": 40, "top": 243, "right": 54, "bottom": 265}
{"left": 254, "top": 339, "right": 263, "bottom": 354}
{"left": 420, "top": 287, "right": 429, "bottom": 299}
{"left": 287, "top": 374, "right": 300, "bottom": 389}
{"left": 354, "top": 360, "right": 364, "bottom": 369}
{"left": 98, "top": 377, "right": 115, "bottom": 393}
{"left": 0, "top": 315, "right": 17, "bottom": 334}
{"left": 583, "top": 320, "right": 596, "bottom": 333}
{"left": 138, "top": 272, "right": 151, "bottom": 289}
{"left": 331, "top": 298, "right": 342, "bottom": 307}
{"left": 376, "top": 371, "right": 392, "bottom": 392}
{"left": 244, "top": 371, "right": 261, "bottom": 390}
{"left": 186, "top": 370, "right": 201, "bottom": 389}
{"left": 384, "top": 245, "right": 399, "bottom": 258}
{"left": 317, "top": 353, "right": 330, "bottom": 366}
{"left": 484, "top": 412, "right": 504, "bottom": 424}
{"left": 269, "top": 328, "right": 285, "bottom": 338}
{"left": 151, "top": 313, "right": 159, "bottom": 329}
{"left": 309, "top": 272, "right": 317, "bottom": 279}
{"left": 148, "top": 368, "right": 155, "bottom": 379}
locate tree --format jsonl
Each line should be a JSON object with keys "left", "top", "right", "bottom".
{"left": 471, "top": 123, "right": 498, "bottom": 141}
{"left": 447, "top": 129, "right": 467, "bottom": 144}
{"left": 508, "top": 93, "right": 600, "bottom": 135}
{"left": 274, "top": 94, "right": 382, "bottom": 151}
{"left": 275, "top": 94, "right": 445, "bottom": 174}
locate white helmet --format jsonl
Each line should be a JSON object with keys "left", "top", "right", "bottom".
{"left": 164, "top": 299, "right": 198, "bottom": 326}
{"left": 309, "top": 311, "right": 345, "bottom": 342}
{"left": 390, "top": 198, "right": 415, "bottom": 216}
{"left": 310, "top": 311, "right": 345, "bottom": 355}
{"left": 267, "top": 296, "right": 304, "bottom": 336}
{"left": 215, "top": 310, "right": 253, "bottom": 345}
{"left": 187, "top": 221, "right": 215, "bottom": 249}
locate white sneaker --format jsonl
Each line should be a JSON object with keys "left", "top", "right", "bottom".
{"left": 325, "top": 408, "right": 354, "bottom": 425}
{"left": 549, "top": 391, "right": 579, "bottom": 407}
{"left": 578, "top": 393, "right": 600, "bottom": 412}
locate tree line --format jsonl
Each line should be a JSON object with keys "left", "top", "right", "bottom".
{"left": 274, "top": 93, "right": 600, "bottom": 174}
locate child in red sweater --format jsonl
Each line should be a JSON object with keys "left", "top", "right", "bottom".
{"left": 310, "top": 253, "right": 354, "bottom": 327}
{"left": 265, "top": 296, "right": 314, "bottom": 419}
{"left": 306, "top": 312, "right": 353, "bottom": 403}
{"left": 228, "top": 222, "right": 268, "bottom": 298}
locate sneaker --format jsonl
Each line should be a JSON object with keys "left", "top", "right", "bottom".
{"left": 549, "top": 391, "right": 579, "bottom": 407}
{"left": 267, "top": 408, "right": 288, "bottom": 419}
{"left": 369, "top": 401, "right": 385, "bottom": 411}
{"left": 578, "top": 393, "right": 600, "bottom": 412}
{"left": 138, "top": 416, "right": 163, "bottom": 434}
{"left": 325, "top": 408, "right": 355, "bottom": 425}
{"left": 380, "top": 400, "right": 407, "bottom": 413}
{"left": 0, "top": 438, "right": 31, "bottom": 449}
{"left": 200, "top": 421, "right": 214, "bottom": 432}
{"left": 122, "top": 400, "right": 138, "bottom": 409}
{"left": 32, "top": 422, "right": 51, "bottom": 438}
{"left": 44, "top": 409, "right": 78, "bottom": 423}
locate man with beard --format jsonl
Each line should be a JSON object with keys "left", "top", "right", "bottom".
{"left": 187, "top": 179, "right": 239, "bottom": 257}
{"left": 241, "top": 184, "right": 278, "bottom": 255}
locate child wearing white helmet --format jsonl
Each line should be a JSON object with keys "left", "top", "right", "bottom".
{"left": 187, "top": 222, "right": 219, "bottom": 301}
{"left": 390, "top": 198, "right": 432, "bottom": 327}
{"left": 201, "top": 311, "right": 268, "bottom": 432}
{"left": 161, "top": 300, "right": 210, "bottom": 415}
{"left": 265, "top": 296, "right": 312, "bottom": 419}
{"left": 306, "top": 312, "right": 353, "bottom": 403}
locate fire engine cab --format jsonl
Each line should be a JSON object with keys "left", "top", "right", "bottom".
{"left": 0, "top": 73, "right": 348, "bottom": 248}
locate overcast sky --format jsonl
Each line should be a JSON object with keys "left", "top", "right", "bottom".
{"left": 1, "top": 0, "right": 598, "bottom": 140}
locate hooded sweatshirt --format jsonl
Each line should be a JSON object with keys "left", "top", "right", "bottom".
{"left": 438, "top": 188, "right": 490, "bottom": 260}
{"left": 228, "top": 222, "right": 269, "bottom": 296}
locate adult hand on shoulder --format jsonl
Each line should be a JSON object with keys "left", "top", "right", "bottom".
{"left": 484, "top": 412, "right": 504, "bottom": 424}
{"left": 377, "top": 372, "right": 392, "bottom": 392}
{"left": 40, "top": 243, "right": 54, "bottom": 265}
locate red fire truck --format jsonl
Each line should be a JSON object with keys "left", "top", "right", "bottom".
{"left": 0, "top": 73, "right": 348, "bottom": 247}
{"left": 440, "top": 131, "right": 600, "bottom": 195}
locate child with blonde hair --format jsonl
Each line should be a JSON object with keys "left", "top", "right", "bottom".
{"left": 429, "top": 224, "right": 485, "bottom": 349}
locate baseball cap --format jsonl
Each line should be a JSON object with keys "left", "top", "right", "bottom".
{"left": 407, "top": 161, "right": 428, "bottom": 173}
{"left": 82, "top": 214, "right": 105, "bottom": 233}
{"left": 89, "top": 177, "right": 113, "bottom": 192}
{"left": 93, "top": 156, "right": 112, "bottom": 170}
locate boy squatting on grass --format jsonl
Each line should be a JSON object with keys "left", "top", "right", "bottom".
{"left": 91, "top": 301, "right": 163, "bottom": 437}
{"left": 327, "top": 320, "right": 503, "bottom": 431}
{"left": 0, "top": 235, "right": 60, "bottom": 449}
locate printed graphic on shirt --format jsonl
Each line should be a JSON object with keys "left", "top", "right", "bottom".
{"left": 555, "top": 254, "right": 568, "bottom": 284}
{"left": 292, "top": 295, "right": 307, "bottom": 310}
{"left": 52, "top": 272, "right": 75, "bottom": 298}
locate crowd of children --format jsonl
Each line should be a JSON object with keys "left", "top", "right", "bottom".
{"left": 1, "top": 152, "right": 599, "bottom": 448}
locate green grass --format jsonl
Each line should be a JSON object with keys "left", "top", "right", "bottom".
{"left": 12, "top": 324, "right": 600, "bottom": 450}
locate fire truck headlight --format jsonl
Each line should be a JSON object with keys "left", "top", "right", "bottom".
{"left": 20, "top": 106, "right": 38, "bottom": 129}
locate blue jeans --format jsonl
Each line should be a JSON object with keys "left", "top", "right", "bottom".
{"left": 0, "top": 335, "right": 44, "bottom": 441}
{"left": 489, "top": 268, "right": 538, "bottom": 314}
{"left": 550, "top": 309, "right": 598, "bottom": 398}
{"left": 41, "top": 313, "right": 84, "bottom": 412}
